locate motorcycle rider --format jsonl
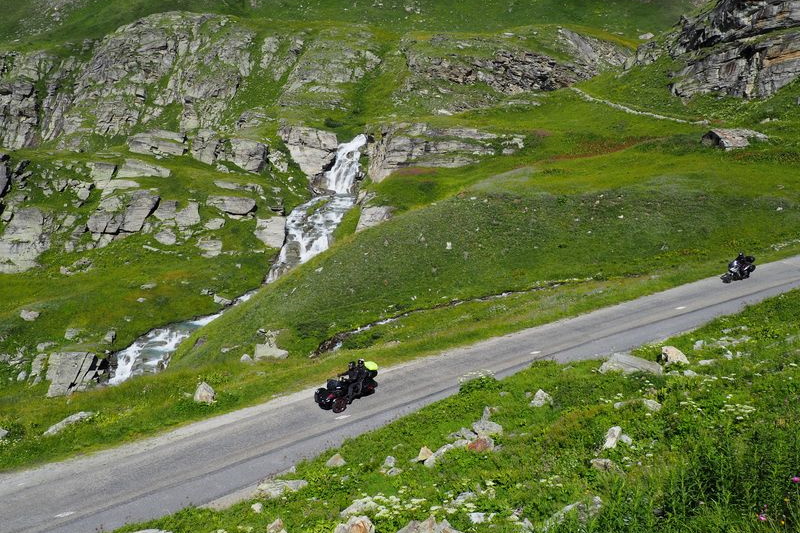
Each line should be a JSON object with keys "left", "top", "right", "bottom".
{"left": 730, "top": 252, "right": 756, "bottom": 279}
{"left": 338, "top": 361, "right": 362, "bottom": 402}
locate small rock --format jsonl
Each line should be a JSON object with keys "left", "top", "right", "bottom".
{"left": 250, "top": 502, "right": 263, "bottom": 513}
{"left": 448, "top": 427, "right": 478, "bottom": 441}
{"left": 193, "top": 381, "right": 216, "bottom": 404}
{"left": 619, "top": 434, "right": 633, "bottom": 446}
{"left": 333, "top": 515, "right": 375, "bottom": 533}
{"left": 590, "top": 458, "right": 618, "bottom": 471}
{"left": 530, "top": 389, "right": 553, "bottom": 407}
{"left": 20, "top": 309, "right": 40, "bottom": 321}
{"left": 204, "top": 218, "right": 226, "bottom": 230}
{"left": 64, "top": 328, "right": 81, "bottom": 340}
{"left": 660, "top": 346, "right": 690, "bottom": 365}
{"left": 381, "top": 456, "right": 396, "bottom": 469}
{"left": 43, "top": 411, "right": 94, "bottom": 436}
{"left": 693, "top": 340, "right": 705, "bottom": 351}
{"left": 266, "top": 518, "right": 287, "bottom": 533}
{"left": 36, "top": 342, "right": 55, "bottom": 352}
{"left": 396, "top": 516, "right": 463, "bottom": 533}
{"left": 0, "top": 428, "right": 8, "bottom": 440}
{"left": 154, "top": 229, "right": 177, "bottom": 246}
{"left": 326, "top": 453, "right": 347, "bottom": 467}
{"left": 641, "top": 399, "right": 662, "bottom": 412}
{"left": 257, "top": 479, "right": 308, "bottom": 499}
{"left": 140, "top": 282, "right": 157, "bottom": 290}
{"left": 385, "top": 467, "right": 402, "bottom": 476}
{"left": 103, "top": 330, "right": 117, "bottom": 344}
{"left": 472, "top": 419, "right": 503, "bottom": 437}
{"left": 414, "top": 446, "right": 433, "bottom": 462}
{"left": 698, "top": 359, "right": 716, "bottom": 366}
{"left": 683, "top": 369, "right": 699, "bottom": 377}
{"left": 16, "top": 370, "right": 27, "bottom": 381}
{"left": 602, "top": 426, "right": 622, "bottom": 449}
{"left": 240, "top": 354, "right": 253, "bottom": 364}
{"left": 468, "top": 512, "right": 487, "bottom": 524}
{"left": 467, "top": 436, "right": 495, "bottom": 452}
{"left": 481, "top": 405, "right": 499, "bottom": 420}
{"left": 639, "top": 32, "right": 655, "bottom": 40}
{"left": 599, "top": 353, "right": 662, "bottom": 375}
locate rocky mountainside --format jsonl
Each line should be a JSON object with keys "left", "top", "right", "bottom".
{"left": 632, "top": 0, "right": 800, "bottom": 98}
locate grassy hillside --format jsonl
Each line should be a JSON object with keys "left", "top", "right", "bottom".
{"left": 0, "top": 0, "right": 700, "bottom": 46}
{"left": 115, "top": 289, "right": 800, "bottom": 533}
{"left": 3, "top": 0, "right": 800, "bottom": 474}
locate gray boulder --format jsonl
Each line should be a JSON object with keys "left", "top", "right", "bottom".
{"left": 326, "top": 453, "right": 347, "bottom": 467}
{"left": 207, "top": 195, "right": 256, "bottom": 216}
{"left": 197, "top": 239, "right": 223, "bottom": 258}
{"left": 117, "top": 159, "right": 171, "bottom": 178}
{"left": 356, "top": 206, "right": 394, "bottom": 232}
{"left": 702, "top": 129, "right": 769, "bottom": 150}
{"left": 660, "top": 346, "right": 690, "bottom": 365}
{"left": 254, "top": 217, "right": 286, "bottom": 248}
{"left": 257, "top": 479, "right": 308, "bottom": 499}
{"left": 193, "top": 381, "right": 215, "bottom": 404}
{"left": 43, "top": 411, "right": 94, "bottom": 436}
{"left": 45, "top": 352, "right": 110, "bottom": 397}
{"left": 128, "top": 130, "right": 187, "bottom": 157}
{"left": 20, "top": 309, "right": 40, "bottom": 321}
{"left": 175, "top": 202, "right": 201, "bottom": 228}
{"left": 599, "top": 353, "right": 663, "bottom": 375}
{"left": 396, "top": 516, "right": 463, "bottom": 533}
{"left": 530, "top": 389, "right": 553, "bottom": 407}
{"left": 88, "top": 162, "right": 117, "bottom": 181}
{"left": 279, "top": 126, "right": 339, "bottom": 177}
{"left": 472, "top": 419, "right": 503, "bottom": 437}
{"left": 333, "top": 516, "right": 375, "bottom": 533}
{"left": 0, "top": 207, "right": 51, "bottom": 273}
{"left": 228, "top": 138, "right": 269, "bottom": 173}
{"left": 0, "top": 428, "right": 8, "bottom": 440}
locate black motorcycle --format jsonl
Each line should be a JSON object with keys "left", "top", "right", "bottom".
{"left": 721, "top": 255, "right": 756, "bottom": 283}
{"left": 314, "top": 375, "right": 377, "bottom": 413}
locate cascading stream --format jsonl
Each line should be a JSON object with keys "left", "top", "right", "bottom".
{"left": 109, "top": 135, "right": 368, "bottom": 384}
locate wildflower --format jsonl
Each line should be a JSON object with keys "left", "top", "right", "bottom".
{"left": 791, "top": 476, "right": 800, "bottom": 483}
{"left": 758, "top": 514, "right": 767, "bottom": 521}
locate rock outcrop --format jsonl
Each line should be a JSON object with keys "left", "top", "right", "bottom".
{"left": 634, "top": 1, "right": 800, "bottom": 99}
{"left": 254, "top": 217, "right": 287, "bottom": 248}
{"left": 128, "top": 130, "right": 187, "bottom": 157}
{"left": 279, "top": 126, "right": 339, "bottom": 177}
{"left": 207, "top": 195, "right": 256, "bottom": 216}
{"left": 367, "top": 123, "right": 523, "bottom": 183}
{"left": 356, "top": 206, "right": 394, "bottom": 232}
{"left": 85, "top": 190, "right": 160, "bottom": 248}
{"left": 0, "top": 207, "right": 52, "bottom": 273}
{"left": 190, "top": 130, "right": 269, "bottom": 173}
{"left": 702, "top": 129, "right": 769, "bottom": 150}
{"left": 45, "top": 352, "right": 109, "bottom": 397}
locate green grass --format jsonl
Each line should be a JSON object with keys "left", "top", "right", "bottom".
{"left": 111, "top": 288, "right": 800, "bottom": 533}
{"left": 0, "top": 0, "right": 699, "bottom": 47}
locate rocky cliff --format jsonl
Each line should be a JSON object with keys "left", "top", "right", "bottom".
{"left": 634, "top": 0, "right": 800, "bottom": 98}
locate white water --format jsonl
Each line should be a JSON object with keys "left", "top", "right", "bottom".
{"left": 109, "top": 135, "right": 367, "bottom": 384}
{"left": 266, "top": 134, "right": 367, "bottom": 283}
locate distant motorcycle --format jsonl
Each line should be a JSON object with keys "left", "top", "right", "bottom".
{"left": 314, "top": 374, "right": 378, "bottom": 414}
{"left": 721, "top": 254, "right": 756, "bottom": 283}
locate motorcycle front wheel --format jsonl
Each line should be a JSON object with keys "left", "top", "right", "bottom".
{"left": 332, "top": 397, "right": 348, "bottom": 413}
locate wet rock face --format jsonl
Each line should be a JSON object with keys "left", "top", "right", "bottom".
{"left": 661, "top": 0, "right": 800, "bottom": 98}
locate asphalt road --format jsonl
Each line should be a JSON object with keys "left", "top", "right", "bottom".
{"left": 3, "top": 256, "right": 800, "bottom": 533}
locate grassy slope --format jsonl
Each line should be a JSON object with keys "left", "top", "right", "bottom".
{"left": 115, "top": 289, "right": 800, "bottom": 533}
{"left": 0, "top": 0, "right": 696, "bottom": 46}
{"left": 3, "top": 0, "right": 800, "bottom": 473}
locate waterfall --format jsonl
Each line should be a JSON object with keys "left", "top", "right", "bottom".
{"left": 109, "top": 135, "right": 367, "bottom": 384}
{"left": 266, "top": 134, "right": 367, "bottom": 282}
